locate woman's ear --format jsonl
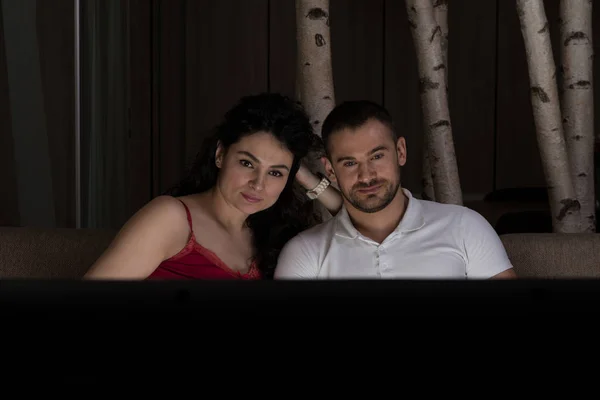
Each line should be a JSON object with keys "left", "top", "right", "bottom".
{"left": 215, "top": 140, "right": 224, "bottom": 168}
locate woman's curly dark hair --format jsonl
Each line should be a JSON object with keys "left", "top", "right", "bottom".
{"left": 166, "top": 93, "right": 323, "bottom": 279}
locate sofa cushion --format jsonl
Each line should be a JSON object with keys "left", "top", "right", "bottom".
{"left": 500, "top": 233, "right": 600, "bottom": 278}
{"left": 2, "top": 228, "right": 598, "bottom": 279}
{"left": 0, "top": 227, "right": 116, "bottom": 278}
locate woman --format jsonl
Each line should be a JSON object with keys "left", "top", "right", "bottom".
{"left": 84, "top": 93, "right": 342, "bottom": 280}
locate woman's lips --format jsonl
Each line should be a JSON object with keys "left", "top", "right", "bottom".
{"left": 241, "top": 193, "right": 262, "bottom": 203}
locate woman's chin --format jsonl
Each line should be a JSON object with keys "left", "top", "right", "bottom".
{"left": 236, "top": 200, "right": 266, "bottom": 215}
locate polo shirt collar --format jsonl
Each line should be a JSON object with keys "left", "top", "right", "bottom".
{"left": 335, "top": 188, "right": 426, "bottom": 239}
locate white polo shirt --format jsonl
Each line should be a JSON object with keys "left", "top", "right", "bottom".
{"left": 274, "top": 189, "right": 513, "bottom": 279}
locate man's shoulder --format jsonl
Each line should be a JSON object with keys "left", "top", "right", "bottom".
{"left": 292, "top": 214, "right": 338, "bottom": 246}
{"left": 275, "top": 214, "right": 338, "bottom": 278}
{"left": 419, "top": 197, "right": 496, "bottom": 234}
{"left": 416, "top": 197, "right": 496, "bottom": 234}
{"left": 417, "top": 197, "right": 468, "bottom": 220}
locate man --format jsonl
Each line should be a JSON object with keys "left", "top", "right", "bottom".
{"left": 274, "top": 100, "right": 516, "bottom": 279}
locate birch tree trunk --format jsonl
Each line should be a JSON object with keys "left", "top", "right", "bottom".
{"left": 296, "top": 0, "right": 336, "bottom": 219}
{"left": 422, "top": 0, "right": 448, "bottom": 201}
{"left": 435, "top": 0, "right": 449, "bottom": 73}
{"left": 560, "top": 0, "right": 595, "bottom": 232}
{"left": 406, "top": 0, "right": 462, "bottom": 205}
{"left": 516, "top": 0, "right": 581, "bottom": 233}
{"left": 296, "top": 0, "right": 335, "bottom": 134}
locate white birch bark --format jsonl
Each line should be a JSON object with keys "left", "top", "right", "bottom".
{"left": 406, "top": 0, "right": 462, "bottom": 205}
{"left": 421, "top": 151, "right": 435, "bottom": 200}
{"left": 296, "top": 0, "right": 335, "bottom": 220}
{"left": 560, "top": 0, "right": 595, "bottom": 232}
{"left": 434, "top": 0, "right": 449, "bottom": 81}
{"left": 422, "top": 0, "right": 448, "bottom": 201}
{"left": 516, "top": 0, "right": 581, "bottom": 233}
{"left": 295, "top": 0, "right": 335, "bottom": 135}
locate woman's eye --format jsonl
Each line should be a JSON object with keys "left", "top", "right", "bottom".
{"left": 270, "top": 170, "right": 283, "bottom": 177}
{"left": 240, "top": 160, "right": 253, "bottom": 168}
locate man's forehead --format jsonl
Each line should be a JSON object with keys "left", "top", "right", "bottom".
{"left": 327, "top": 120, "right": 395, "bottom": 155}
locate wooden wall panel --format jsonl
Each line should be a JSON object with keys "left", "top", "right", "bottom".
{"left": 496, "top": 0, "right": 546, "bottom": 190}
{"left": 185, "top": 0, "right": 269, "bottom": 162}
{"left": 161, "top": 0, "right": 186, "bottom": 193}
{"left": 269, "top": 0, "right": 296, "bottom": 98}
{"left": 125, "top": 0, "right": 199, "bottom": 206}
{"left": 128, "top": 0, "right": 153, "bottom": 212}
{"left": 0, "top": 4, "right": 19, "bottom": 226}
{"left": 3, "top": 0, "right": 55, "bottom": 227}
{"left": 330, "top": 0, "right": 384, "bottom": 105}
{"left": 446, "top": 0, "right": 497, "bottom": 197}
{"left": 385, "top": 0, "right": 498, "bottom": 197}
{"left": 595, "top": 2, "right": 600, "bottom": 145}
{"left": 384, "top": 0, "right": 424, "bottom": 193}
{"left": 269, "top": 0, "right": 384, "bottom": 119}
{"left": 37, "top": 0, "right": 75, "bottom": 227}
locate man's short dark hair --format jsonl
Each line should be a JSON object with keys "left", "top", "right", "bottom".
{"left": 321, "top": 100, "right": 398, "bottom": 156}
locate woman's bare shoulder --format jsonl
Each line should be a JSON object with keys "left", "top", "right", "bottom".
{"left": 174, "top": 193, "right": 212, "bottom": 220}
{"left": 83, "top": 195, "right": 191, "bottom": 279}
{"left": 123, "top": 195, "right": 180, "bottom": 226}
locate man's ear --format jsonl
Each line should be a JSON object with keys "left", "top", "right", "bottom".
{"left": 396, "top": 137, "right": 407, "bottom": 167}
{"left": 321, "top": 156, "right": 336, "bottom": 183}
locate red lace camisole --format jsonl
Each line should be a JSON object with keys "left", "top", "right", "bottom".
{"left": 146, "top": 199, "right": 261, "bottom": 280}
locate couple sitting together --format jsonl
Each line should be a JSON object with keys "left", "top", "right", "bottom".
{"left": 84, "top": 93, "right": 516, "bottom": 280}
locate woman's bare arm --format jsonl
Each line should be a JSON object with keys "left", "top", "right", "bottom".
{"left": 295, "top": 162, "right": 343, "bottom": 216}
{"left": 83, "top": 196, "right": 189, "bottom": 279}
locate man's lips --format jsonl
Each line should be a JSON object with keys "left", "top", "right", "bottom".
{"left": 241, "top": 193, "right": 262, "bottom": 203}
{"left": 356, "top": 184, "right": 382, "bottom": 194}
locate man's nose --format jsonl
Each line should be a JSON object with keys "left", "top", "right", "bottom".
{"left": 357, "top": 163, "right": 376, "bottom": 182}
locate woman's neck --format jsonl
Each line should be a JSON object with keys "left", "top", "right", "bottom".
{"left": 201, "top": 187, "right": 249, "bottom": 234}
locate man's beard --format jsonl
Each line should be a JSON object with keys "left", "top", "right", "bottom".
{"left": 341, "top": 177, "right": 401, "bottom": 213}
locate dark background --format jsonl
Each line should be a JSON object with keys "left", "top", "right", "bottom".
{"left": 1, "top": 0, "right": 599, "bottom": 229}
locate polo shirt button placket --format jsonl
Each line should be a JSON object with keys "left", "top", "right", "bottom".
{"left": 378, "top": 245, "right": 389, "bottom": 275}
{"left": 375, "top": 247, "right": 381, "bottom": 276}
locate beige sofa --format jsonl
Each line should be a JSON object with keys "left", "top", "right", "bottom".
{"left": 0, "top": 227, "right": 116, "bottom": 278}
{"left": 0, "top": 227, "right": 599, "bottom": 278}
{"left": 499, "top": 233, "right": 600, "bottom": 278}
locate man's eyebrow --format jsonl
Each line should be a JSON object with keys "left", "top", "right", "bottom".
{"left": 368, "top": 145, "right": 388, "bottom": 155}
{"left": 336, "top": 155, "right": 355, "bottom": 163}
{"left": 237, "top": 151, "right": 289, "bottom": 170}
{"left": 335, "top": 146, "right": 389, "bottom": 163}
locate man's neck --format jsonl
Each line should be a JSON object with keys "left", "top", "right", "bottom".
{"left": 345, "top": 189, "right": 409, "bottom": 244}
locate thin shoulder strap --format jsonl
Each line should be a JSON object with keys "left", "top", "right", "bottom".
{"left": 176, "top": 198, "right": 193, "bottom": 233}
